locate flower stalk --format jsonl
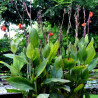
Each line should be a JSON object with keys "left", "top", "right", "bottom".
{"left": 83, "top": 7, "right": 86, "bottom": 37}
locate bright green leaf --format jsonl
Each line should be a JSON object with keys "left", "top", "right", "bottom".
{"left": 6, "top": 89, "right": 21, "bottom": 93}
{"left": 7, "top": 76, "right": 34, "bottom": 91}
{"left": 11, "top": 43, "right": 17, "bottom": 54}
{"left": 85, "top": 45, "right": 96, "bottom": 64}
{"left": 74, "top": 84, "right": 84, "bottom": 93}
{"left": 29, "top": 27, "right": 39, "bottom": 47}
{"left": 48, "top": 41, "right": 59, "bottom": 62}
{"left": 0, "top": 61, "right": 11, "bottom": 69}
{"left": 32, "top": 48, "right": 40, "bottom": 61}
{"left": 42, "top": 44, "right": 50, "bottom": 58}
{"left": 3, "top": 54, "right": 15, "bottom": 59}
{"left": 35, "top": 59, "right": 48, "bottom": 79}
{"left": 26, "top": 43, "right": 34, "bottom": 59}
{"left": 54, "top": 56, "right": 62, "bottom": 70}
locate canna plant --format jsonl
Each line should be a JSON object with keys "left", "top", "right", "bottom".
{"left": 0, "top": 27, "right": 70, "bottom": 98}
{"left": 0, "top": 28, "right": 97, "bottom": 98}
{"left": 63, "top": 34, "right": 98, "bottom": 98}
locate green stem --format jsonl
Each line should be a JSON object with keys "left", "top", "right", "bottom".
{"left": 27, "top": 64, "right": 29, "bottom": 79}
{"left": 29, "top": 63, "right": 31, "bottom": 79}
{"left": 34, "top": 80, "right": 37, "bottom": 94}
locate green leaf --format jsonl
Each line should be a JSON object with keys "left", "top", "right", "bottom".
{"left": 0, "top": 61, "right": 21, "bottom": 76}
{"left": 0, "top": 61, "right": 11, "bottom": 69}
{"left": 85, "top": 44, "right": 96, "bottom": 64}
{"left": 37, "top": 94, "right": 49, "bottom": 98}
{"left": 0, "top": 76, "right": 10, "bottom": 79}
{"left": 3, "top": 53, "right": 15, "bottom": 59}
{"left": 15, "top": 52, "right": 28, "bottom": 64}
{"left": 10, "top": 65, "right": 21, "bottom": 76}
{"left": 88, "top": 58, "right": 98, "bottom": 71}
{"left": 82, "top": 67, "right": 89, "bottom": 80}
{"left": 49, "top": 93, "right": 64, "bottom": 98}
{"left": 63, "top": 58, "right": 75, "bottom": 69}
{"left": 78, "top": 38, "right": 84, "bottom": 49}
{"left": 7, "top": 76, "right": 34, "bottom": 91}
{"left": 56, "top": 68, "right": 63, "bottom": 78}
{"left": 72, "top": 65, "right": 86, "bottom": 73}
{"left": 54, "top": 56, "right": 62, "bottom": 70}
{"left": 6, "top": 89, "right": 21, "bottom": 93}
{"left": 13, "top": 57, "right": 24, "bottom": 71}
{"left": 48, "top": 41, "right": 59, "bottom": 62}
{"left": 13, "top": 53, "right": 27, "bottom": 71}
{"left": 11, "top": 42, "right": 17, "bottom": 54}
{"left": 84, "top": 34, "right": 89, "bottom": 45}
{"left": 61, "top": 47, "right": 65, "bottom": 57}
{"left": 26, "top": 43, "right": 34, "bottom": 59}
{"left": 70, "top": 44, "right": 77, "bottom": 60}
{"left": 42, "top": 44, "right": 50, "bottom": 58}
{"left": 42, "top": 78, "right": 70, "bottom": 84}
{"left": 77, "top": 45, "right": 87, "bottom": 64}
{"left": 86, "top": 38, "right": 94, "bottom": 50}
{"left": 58, "top": 85, "right": 70, "bottom": 92}
{"left": 51, "top": 67, "right": 63, "bottom": 78}
{"left": 32, "top": 48, "right": 40, "bottom": 61}
{"left": 74, "top": 38, "right": 79, "bottom": 46}
{"left": 35, "top": 59, "right": 48, "bottom": 79}
{"left": 71, "top": 65, "right": 87, "bottom": 81}
{"left": 74, "top": 84, "right": 84, "bottom": 93}
{"left": 29, "top": 27, "right": 39, "bottom": 47}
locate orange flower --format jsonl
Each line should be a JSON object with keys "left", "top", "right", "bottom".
{"left": 81, "top": 23, "right": 86, "bottom": 27}
{"left": 89, "top": 20, "right": 92, "bottom": 23}
{"left": 1, "top": 25, "right": 6, "bottom": 32}
{"left": 18, "top": 23, "right": 23, "bottom": 29}
{"left": 89, "top": 11, "right": 93, "bottom": 18}
{"left": 49, "top": 32, "right": 53, "bottom": 37}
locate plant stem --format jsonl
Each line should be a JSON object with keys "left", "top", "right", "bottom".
{"left": 34, "top": 80, "right": 37, "bottom": 94}
{"left": 27, "top": 64, "right": 29, "bottom": 79}
{"left": 58, "top": 8, "right": 66, "bottom": 54}
{"left": 48, "top": 34, "right": 50, "bottom": 46}
{"left": 66, "top": 2, "right": 72, "bottom": 48}
{"left": 44, "top": 19, "right": 47, "bottom": 45}
{"left": 23, "top": 0, "right": 31, "bottom": 19}
{"left": 30, "top": 0, "right": 32, "bottom": 26}
{"left": 74, "top": 5, "right": 80, "bottom": 39}
{"left": 87, "top": 13, "right": 90, "bottom": 35}
{"left": 8, "top": 32, "right": 11, "bottom": 46}
{"left": 40, "top": 40, "right": 42, "bottom": 58}
{"left": 83, "top": 7, "right": 86, "bottom": 37}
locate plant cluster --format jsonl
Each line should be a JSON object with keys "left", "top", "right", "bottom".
{"left": 0, "top": 25, "right": 97, "bottom": 98}
{"left": 0, "top": 0, "right": 98, "bottom": 98}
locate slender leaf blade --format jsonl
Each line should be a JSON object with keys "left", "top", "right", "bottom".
{"left": 42, "top": 78, "right": 70, "bottom": 84}
{"left": 35, "top": 59, "right": 48, "bottom": 78}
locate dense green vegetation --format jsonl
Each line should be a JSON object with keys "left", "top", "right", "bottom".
{"left": 0, "top": 0, "right": 98, "bottom": 98}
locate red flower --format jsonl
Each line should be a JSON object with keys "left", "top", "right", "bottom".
{"left": 89, "top": 11, "right": 93, "bottom": 18}
{"left": 81, "top": 23, "right": 86, "bottom": 27}
{"left": 1, "top": 25, "right": 6, "bottom": 32}
{"left": 49, "top": 32, "right": 53, "bottom": 37}
{"left": 18, "top": 23, "right": 23, "bottom": 29}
